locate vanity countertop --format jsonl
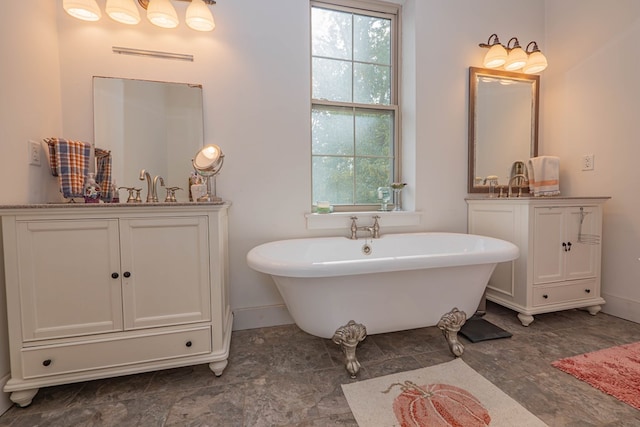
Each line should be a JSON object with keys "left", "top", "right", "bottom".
{"left": 465, "top": 195, "right": 610, "bottom": 201}
{"left": 0, "top": 201, "right": 230, "bottom": 210}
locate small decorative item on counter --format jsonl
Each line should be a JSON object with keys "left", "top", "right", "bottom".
{"left": 390, "top": 182, "right": 407, "bottom": 211}
{"left": 110, "top": 181, "right": 119, "bottom": 203}
{"left": 188, "top": 172, "right": 203, "bottom": 202}
{"left": 377, "top": 186, "right": 391, "bottom": 211}
{"left": 83, "top": 173, "right": 101, "bottom": 203}
{"left": 316, "top": 201, "right": 332, "bottom": 214}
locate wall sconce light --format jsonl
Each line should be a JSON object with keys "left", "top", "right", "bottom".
{"left": 63, "top": 0, "right": 216, "bottom": 32}
{"left": 479, "top": 33, "right": 548, "bottom": 74}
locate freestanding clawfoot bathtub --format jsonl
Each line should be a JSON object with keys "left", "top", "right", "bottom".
{"left": 247, "top": 232, "right": 519, "bottom": 376}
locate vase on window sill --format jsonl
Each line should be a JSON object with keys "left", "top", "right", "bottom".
{"left": 391, "top": 182, "right": 407, "bottom": 211}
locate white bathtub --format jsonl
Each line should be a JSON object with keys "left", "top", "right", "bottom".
{"left": 247, "top": 232, "right": 519, "bottom": 339}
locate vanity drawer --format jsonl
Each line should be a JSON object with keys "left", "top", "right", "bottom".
{"left": 21, "top": 326, "right": 211, "bottom": 379}
{"left": 532, "top": 281, "right": 598, "bottom": 306}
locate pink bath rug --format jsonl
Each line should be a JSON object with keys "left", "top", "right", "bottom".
{"left": 552, "top": 341, "right": 640, "bottom": 410}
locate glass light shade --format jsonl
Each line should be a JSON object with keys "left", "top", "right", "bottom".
{"left": 504, "top": 47, "right": 528, "bottom": 71}
{"left": 106, "top": 0, "right": 141, "bottom": 25}
{"left": 483, "top": 44, "right": 508, "bottom": 69}
{"left": 186, "top": 0, "right": 216, "bottom": 32}
{"left": 147, "top": 0, "right": 179, "bottom": 29}
{"left": 63, "top": 0, "right": 102, "bottom": 21}
{"left": 523, "top": 51, "right": 548, "bottom": 74}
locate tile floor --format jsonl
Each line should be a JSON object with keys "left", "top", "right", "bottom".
{"left": 1, "top": 302, "right": 639, "bottom": 426}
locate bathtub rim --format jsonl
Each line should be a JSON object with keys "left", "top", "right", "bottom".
{"left": 247, "top": 232, "right": 519, "bottom": 278}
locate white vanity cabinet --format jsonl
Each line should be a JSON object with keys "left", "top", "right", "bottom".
{"left": 467, "top": 197, "right": 608, "bottom": 326}
{"left": 1, "top": 204, "right": 232, "bottom": 407}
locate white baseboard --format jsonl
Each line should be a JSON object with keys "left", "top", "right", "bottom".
{"left": 601, "top": 292, "right": 640, "bottom": 324}
{"left": 232, "top": 304, "right": 294, "bottom": 331}
{"left": 0, "top": 372, "right": 12, "bottom": 416}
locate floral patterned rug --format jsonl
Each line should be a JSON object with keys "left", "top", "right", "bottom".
{"left": 552, "top": 341, "right": 640, "bottom": 410}
{"left": 342, "top": 358, "right": 547, "bottom": 426}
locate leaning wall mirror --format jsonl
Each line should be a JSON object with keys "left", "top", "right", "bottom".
{"left": 93, "top": 76, "right": 204, "bottom": 202}
{"left": 468, "top": 67, "right": 539, "bottom": 193}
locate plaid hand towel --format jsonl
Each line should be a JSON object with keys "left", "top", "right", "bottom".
{"left": 95, "top": 148, "right": 112, "bottom": 201}
{"left": 44, "top": 137, "right": 91, "bottom": 199}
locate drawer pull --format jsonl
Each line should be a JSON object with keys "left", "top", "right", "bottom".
{"left": 186, "top": 341, "right": 192, "bottom": 347}
{"left": 585, "top": 288, "right": 591, "bottom": 293}
{"left": 42, "top": 359, "right": 52, "bottom": 367}
{"left": 566, "top": 242, "right": 572, "bottom": 251}
{"left": 123, "top": 271, "right": 131, "bottom": 278}
{"left": 562, "top": 242, "right": 567, "bottom": 251}
{"left": 542, "top": 294, "right": 549, "bottom": 299}
{"left": 111, "top": 272, "right": 119, "bottom": 279}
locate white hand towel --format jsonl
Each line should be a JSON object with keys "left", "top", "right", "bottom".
{"left": 526, "top": 156, "right": 560, "bottom": 197}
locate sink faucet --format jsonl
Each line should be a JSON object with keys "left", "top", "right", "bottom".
{"left": 349, "top": 216, "right": 381, "bottom": 240}
{"left": 153, "top": 175, "right": 165, "bottom": 202}
{"left": 139, "top": 169, "right": 153, "bottom": 203}
{"left": 508, "top": 174, "right": 528, "bottom": 198}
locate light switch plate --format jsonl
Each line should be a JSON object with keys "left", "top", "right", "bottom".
{"left": 28, "top": 140, "right": 41, "bottom": 166}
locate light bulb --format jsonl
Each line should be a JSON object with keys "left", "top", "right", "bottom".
{"left": 106, "top": 0, "right": 141, "bottom": 25}
{"left": 483, "top": 44, "right": 507, "bottom": 69}
{"left": 505, "top": 47, "right": 528, "bottom": 71}
{"left": 147, "top": 0, "right": 179, "bottom": 29}
{"left": 523, "top": 51, "right": 548, "bottom": 74}
{"left": 63, "top": 0, "right": 102, "bottom": 21}
{"left": 186, "top": 0, "right": 216, "bottom": 32}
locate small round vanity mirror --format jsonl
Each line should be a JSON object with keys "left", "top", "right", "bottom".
{"left": 192, "top": 144, "right": 225, "bottom": 202}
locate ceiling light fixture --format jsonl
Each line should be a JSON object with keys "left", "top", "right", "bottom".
{"left": 64, "top": 0, "right": 218, "bottom": 31}
{"left": 478, "top": 34, "right": 548, "bottom": 74}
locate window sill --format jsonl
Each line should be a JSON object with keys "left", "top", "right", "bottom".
{"left": 305, "top": 210, "right": 422, "bottom": 230}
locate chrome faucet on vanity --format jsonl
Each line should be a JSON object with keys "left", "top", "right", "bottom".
{"left": 139, "top": 169, "right": 165, "bottom": 202}
{"left": 349, "top": 215, "right": 381, "bottom": 240}
{"left": 508, "top": 174, "right": 528, "bottom": 198}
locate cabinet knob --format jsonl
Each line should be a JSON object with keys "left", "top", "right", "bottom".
{"left": 111, "top": 272, "right": 119, "bottom": 279}
{"left": 542, "top": 294, "right": 549, "bottom": 299}
{"left": 567, "top": 242, "right": 572, "bottom": 251}
{"left": 42, "top": 359, "right": 52, "bottom": 367}
{"left": 185, "top": 341, "right": 192, "bottom": 347}
{"left": 123, "top": 272, "right": 131, "bottom": 278}
{"left": 562, "top": 242, "right": 567, "bottom": 251}
{"left": 585, "top": 288, "right": 591, "bottom": 293}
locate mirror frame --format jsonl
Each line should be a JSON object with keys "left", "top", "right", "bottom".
{"left": 468, "top": 66, "right": 540, "bottom": 193}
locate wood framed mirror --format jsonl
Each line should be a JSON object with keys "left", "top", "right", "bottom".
{"left": 468, "top": 67, "right": 539, "bottom": 193}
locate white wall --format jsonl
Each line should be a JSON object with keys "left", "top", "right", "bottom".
{"left": 543, "top": 0, "right": 640, "bottom": 322}
{"left": 0, "top": 0, "right": 62, "bottom": 414}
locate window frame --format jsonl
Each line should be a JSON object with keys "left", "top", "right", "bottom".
{"left": 310, "top": 0, "right": 401, "bottom": 212}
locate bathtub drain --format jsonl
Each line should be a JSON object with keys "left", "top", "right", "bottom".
{"left": 362, "top": 243, "right": 372, "bottom": 255}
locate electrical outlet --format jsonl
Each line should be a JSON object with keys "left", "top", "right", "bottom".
{"left": 582, "top": 154, "right": 594, "bottom": 171}
{"left": 28, "top": 140, "right": 41, "bottom": 166}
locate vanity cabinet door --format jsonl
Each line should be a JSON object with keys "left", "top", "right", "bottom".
{"left": 532, "top": 207, "right": 565, "bottom": 284}
{"left": 533, "top": 206, "right": 599, "bottom": 285}
{"left": 119, "top": 216, "right": 211, "bottom": 329}
{"left": 563, "top": 206, "right": 599, "bottom": 280}
{"left": 16, "top": 219, "right": 123, "bottom": 340}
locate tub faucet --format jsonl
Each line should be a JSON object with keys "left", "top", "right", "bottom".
{"left": 508, "top": 174, "right": 528, "bottom": 198}
{"left": 349, "top": 215, "right": 381, "bottom": 240}
{"left": 139, "top": 169, "right": 153, "bottom": 203}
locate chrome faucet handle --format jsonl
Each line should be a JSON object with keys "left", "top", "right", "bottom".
{"left": 119, "top": 187, "right": 136, "bottom": 203}
{"left": 349, "top": 216, "right": 359, "bottom": 240}
{"left": 164, "top": 187, "right": 182, "bottom": 203}
{"left": 371, "top": 215, "right": 381, "bottom": 238}
{"left": 134, "top": 188, "right": 143, "bottom": 203}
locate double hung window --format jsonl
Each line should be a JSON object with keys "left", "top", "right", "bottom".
{"left": 311, "top": 0, "right": 400, "bottom": 210}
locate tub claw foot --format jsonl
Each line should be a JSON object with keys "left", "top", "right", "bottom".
{"left": 332, "top": 320, "right": 367, "bottom": 378}
{"left": 437, "top": 307, "right": 467, "bottom": 357}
